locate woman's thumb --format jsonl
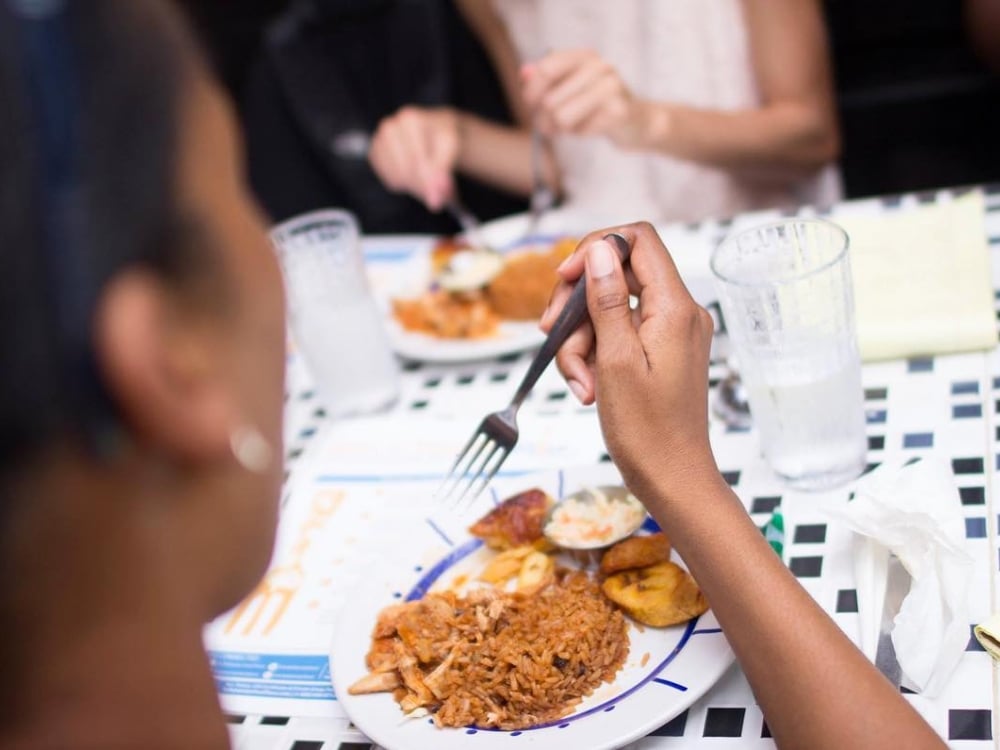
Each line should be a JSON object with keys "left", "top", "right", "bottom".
{"left": 584, "top": 238, "right": 635, "bottom": 352}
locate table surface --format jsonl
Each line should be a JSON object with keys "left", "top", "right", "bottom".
{"left": 213, "top": 185, "right": 1000, "bottom": 750}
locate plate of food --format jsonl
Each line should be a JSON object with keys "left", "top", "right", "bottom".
{"left": 330, "top": 464, "right": 734, "bottom": 750}
{"left": 381, "top": 233, "right": 578, "bottom": 363}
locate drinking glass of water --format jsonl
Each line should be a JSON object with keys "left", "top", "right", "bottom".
{"left": 711, "top": 219, "right": 866, "bottom": 490}
{"left": 271, "top": 209, "right": 400, "bottom": 419}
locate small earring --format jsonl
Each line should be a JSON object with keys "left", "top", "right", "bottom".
{"left": 230, "top": 425, "right": 273, "bottom": 474}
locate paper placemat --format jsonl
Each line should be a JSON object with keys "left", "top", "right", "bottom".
{"left": 838, "top": 191, "right": 996, "bottom": 361}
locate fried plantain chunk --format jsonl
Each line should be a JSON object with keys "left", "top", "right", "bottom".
{"left": 600, "top": 532, "right": 672, "bottom": 575}
{"left": 468, "top": 488, "right": 553, "bottom": 550}
{"left": 601, "top": 561, "right": 708, "bottom": 627}
{"left": 478, "top": 545, "right": 535, "bottom": 584}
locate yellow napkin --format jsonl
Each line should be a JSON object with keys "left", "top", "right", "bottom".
{"left": 974, "top": 614, "right": 1000, "bottom": 659}
{"left": 836, "top": 191, "right": 996, "bottom": 361}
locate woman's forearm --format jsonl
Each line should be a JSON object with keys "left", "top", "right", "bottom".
{"left": 629, "top": 99, "right": 840, "bottom": 183}
{"left": 640, "top": 471, "right": 944, "bottom": 750}
{"left": 453, "top": 113, "right": 559, "bottom": 197}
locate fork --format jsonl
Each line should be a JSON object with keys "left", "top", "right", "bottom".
{"left": 525, "top": 128, "right": 557, "bottom": 238}
{"left": 444, "top": 194, "right": 494, "bottom": 255}
{"left": 436, "top": 232, "right": 632, "bottom": 510}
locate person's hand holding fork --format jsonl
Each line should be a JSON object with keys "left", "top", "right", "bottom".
{"left": 538, "top": 223, "right": 717, "bottom": 498}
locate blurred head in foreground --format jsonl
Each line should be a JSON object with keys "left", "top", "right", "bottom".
{"left": 0, "top": 0, "right": 285, "bottom": 744}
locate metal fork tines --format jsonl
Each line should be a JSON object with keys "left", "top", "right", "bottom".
{"left": 436, "top": 232, "right": 632, "bottom": 511}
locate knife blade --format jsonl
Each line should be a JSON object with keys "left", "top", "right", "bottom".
{"left": 874, "top": 553, "right": 911, "bottom": 686}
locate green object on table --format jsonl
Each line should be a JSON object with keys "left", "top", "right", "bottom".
{"left": 762, "top": 510, "right": 785, "bottom": 558}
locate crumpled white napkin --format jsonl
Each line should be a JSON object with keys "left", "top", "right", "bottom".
{"left": 829, "top": 457, "right": 973, "bottom": 697}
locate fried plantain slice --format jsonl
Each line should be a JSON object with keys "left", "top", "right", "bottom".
{"left": 478, "top": 545, "right": 535, "bottom": 584}
{"left": 516, "top": 550, "right": 555, "bottom": 595}
{"left": 600, "top": 532, "right": 672, "bottom": 574}
{"left": 601, "top": 561, "right": 708, "bottom": 627}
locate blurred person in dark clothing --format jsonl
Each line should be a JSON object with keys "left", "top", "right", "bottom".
{"left": 240, "top": 0, "right": 527, "bottom": 233}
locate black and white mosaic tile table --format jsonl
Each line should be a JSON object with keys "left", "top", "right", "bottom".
{"left": 219, "top": 186, "right": 1000, "bottom": 749}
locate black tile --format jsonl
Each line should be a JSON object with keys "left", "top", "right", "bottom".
{"left": 968, "top": 624, "right": 987, "bottom": 652}
{"left": 599, "top": 453, "right": 612, "bottom": 463}
{"left": 863, "top": 462, "right": 881, "bottom": 475}
{"left": 547, "top": 391, "right": 568, "bottom": 401}
{"left": 424, "top": 377, "right": 441, "bottom": 388}
{"left": 948, "top": 709, "right": 992, "bottom": 740}
{"left": 901, "top": 685, "right": 917, "bottom": 694}
{"left": 904, "top": 456, "right": 922, "bottom": 467}
{"left": 336, "top": 745, "right": 370, "bottom": 750}
{"left": 224, "top": 714, "right": 245, "bottom": 724}
{"left": 960, "top": 486, "right": 986, "bottom": 505}
{"left": 751, "top": 496, "right": 782, "bottom": 514}
{"left": 793, "top": 524, "right": 827, "bottom": 544}
{"left": 907, "top": 357, "right": 934, "bottom": 373}
{"left": 868, "top": 435, "right": 885, "bottom": 451}
{"left": 497, "top": 352, "right": 521, "bottom": 363}
{"left": 703, "top": 707, "right": 746, "bottom": 738}
{"left": 761, "top": 720, "right": 772, "bottom": 738}
{"left": 299, "top": 389, "right": 315, "bottom": 400}
{"left": 789, "top": 556, "right": 823, "bottom": 577}
{"left": 953, "top": 457, "right": 985, "bottom": 475}
{"left": 261, "top": 716, "right": 290, "bottom": 725}
{"left": 286, "top": 448, "right": 303, "bottom": 460}
{"left": 401, "top": 360, "right": 422, "bottom": 371}
{"left": 410, "top": 400, "right": 428, "bottom": 410}
{"left": 456, "top": 374, "right": 475, "bottom": 385}
{"left": 649, "top": 710, "right": 688, "bottom": 737}
{"left": 291, "top": 743, "right": 324, "bottom": 750}
{"left": 721, "top": 470, "right": 741, "bottom": 486}
{"left": 312, "top": 407, "right": 327, "bottom": 418}
{"left": 864, "top": 387, "right": 888, "bottom": 400}
{"left": 996, "top": 425, "right": 1000, "bottom": 441}
{"left": 490, "top": 372, "right": 509, "bottom": 383}
{"left": 836, "top": 589, "right": 859, "bottom": 613}
{"left": 298, "top": 427, "right": 317, "bottom": 439}
{"left": 708, "top": 377, "right": 721, "bottom": 388}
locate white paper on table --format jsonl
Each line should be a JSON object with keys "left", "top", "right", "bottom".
{"left": 835, "top": 191, "right": 996, "bottom": 361}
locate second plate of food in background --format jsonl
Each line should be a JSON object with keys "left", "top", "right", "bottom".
{"left": 376, "top": 233, "right": 577, "bottom": 363}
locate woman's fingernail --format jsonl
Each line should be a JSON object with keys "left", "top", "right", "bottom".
{"left": 587, "top": 239, "right": 616, "bottom": 279}
{"left": 568, "top": 379, "right": 587, "bottom": 402}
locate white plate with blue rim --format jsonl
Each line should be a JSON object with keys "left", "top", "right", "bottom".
{"left": 329, "top": 463, "right": 734, "bottom": 750}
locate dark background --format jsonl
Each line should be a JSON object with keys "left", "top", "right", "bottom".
{"left": 176, "top": 0, "right": 1000, "bottom": 201}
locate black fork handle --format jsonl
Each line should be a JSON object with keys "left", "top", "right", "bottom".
{"left": 510, "top": 232, "right": 633, "bottom": 407}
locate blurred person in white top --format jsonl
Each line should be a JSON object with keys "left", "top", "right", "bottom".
{"left": 368, "top": 0, "right": 841, "bottom": 225}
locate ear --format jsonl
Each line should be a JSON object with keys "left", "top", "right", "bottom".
{"left": 93, "top": 269, "right": 236, "bottom": 466}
